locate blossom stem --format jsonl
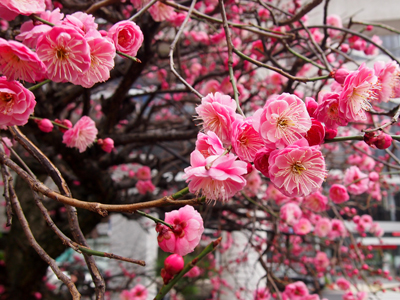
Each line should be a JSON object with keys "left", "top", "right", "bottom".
{"left": 29, "top": 116, "right": 70, "bottom": 130}
{"left": 116, "top": 51, "right": 142, "bottom": 63}
{"left": 154, "top": 237, "right": 222, "bottom": 300}
{"left": 324, "top": 136, "right": 364, "bottom": 143}
{"left": 28, "top": 79, "right": 51, "bottom": 91}
{"left": 30, "top": 15, "right": 55, "bottom": 26}
{"left": 171, "top": 187, "right": 190, "bottom": 199}
{"left": 77, "top": 246, "right": 146, "bottom": 266}
{"left": 135, "top": 210, "right": 174, "bottom": 229}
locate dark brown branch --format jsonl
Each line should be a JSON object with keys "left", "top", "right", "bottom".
{"left": 277, "top": 0, "right": 323, "bottom": 26}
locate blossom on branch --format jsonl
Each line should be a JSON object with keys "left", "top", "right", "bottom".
{"left": 108, "top": 20, "right": 143, "bottom": 57}
{"left": 62, "top": 116, "right": 98, "bottom": 153}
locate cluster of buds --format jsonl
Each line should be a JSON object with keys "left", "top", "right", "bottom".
{"left": 161, "top": 254, "right": 184, "bottom": 284}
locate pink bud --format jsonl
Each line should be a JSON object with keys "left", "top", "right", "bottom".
{"left": 334, "top": 68, "right": 350, "bottom": 84}
{"left": 366, "top": 25, "right": 373, "bottom": 31}
{"left": 55, "top": 119, "right": 73, "bottom": 133}
{"left": 340, "top": 43, "right": 349, "bottom": 53}
{"left": 369, "top": 172, "right": 379, "bottom": 181}
{"left": 325, "top": 128, "right": 338, "bottom": 139}
{"left": 100, "top": 137, "right": 114, "bottom": 153}
{"left": 164, "top": 254, "right": 184, "bottom": 275}
{"left": 374, "top": 132, "right": 392, "bottom": 149}
{"left": 253, "top": 147, "right": 273, "bottom": 177}
{"left": 362, "top": 264, "right": 369, "bottom": 270}
{"left": 35, "top": 119, "right": 53, "bottom": 133}
{"left": 353, "top": 215, "right": 360, "bottom": 224}
{"left": 305, "top": 119, "right": 325, "bottom": 146}
{"left": 305, "top": 97, "right": 318, "bottom": 117}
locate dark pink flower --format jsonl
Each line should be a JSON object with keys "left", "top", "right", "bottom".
{"left": 268, "top": 143, "right": 327, "bottom": 197}
{"left": 293, "top": 218, "right": 312, "bottom": 235}
{"left": 0, "top": 38, "right": 47, "bottom": 83}
{"left": 253, "top": 147, "right": 273, "bottom": 178}
{"left": 334, "top": 68, "right": 350, "bottom": 84}
{"left": 136, "top": 166, "right": 151, "bottom": 180}
{"left": 304, "top": 119, "right": 325, "bottom": 146}
{"left": 230, "top": 118, "right": 264, "bottom": 162}
{"left": 329, "top": 184, "right": 349, "bottom": 204}
{"left": 108, "top": 20, "right": 143, "bottom": 57}
{"left": 97, "top": 138, "right": 114, "bottom": 153}
{"left": 36, "top": 26, "right": 91, "bottom": 83}
{"left": 156, "top": 205, "right": 204, "bottom": 256}
{"left": 62, "top": 116, "right": 98, "bottom": 153}
{"left": 0, "top": 77, "right": 36, "bottom": 126}
{"left": 136, "top": 180, "right": 155, "bottom": 195}
{"left": 314, "top": 92, "right": 347, "bottom": 129}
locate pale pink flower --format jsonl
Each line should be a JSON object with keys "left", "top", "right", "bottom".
{"left": 73, "top": 30, "right": 116, "bottom": 88}
{"left": 283, "top": 281, "right": 309, "bottom": 300}
{"left": 336, "top": 278, "right": 351, "bottom": 291}
{"left": 136, "top": 166, "right": 151, "bottom": 180}
{"left": 356, "top": 292, "right": 368, "bottom": 300}
{"left": 62, "top": 12, "right": 98, "bottom": 34}
{"left": 328, "top": 219, "right": 347, "bottom": 239}
{"left": 373, "top": 60, "right": 400, "bottom": 103}
{"left": 280, "top": 203, "right": 302, "bottom": 226}
{"left": 195, "top": 131, "right": 224, "bottom": 158}
{"left": 196, "top": 92, "right": 241, "bottom": 144}
{"left": 254, "top": 93, "right": 311, "bottom": 149}
{"left": 254, "top": 287, "right": 270, "bottom": 300}
{"left": 108, "top": 20, "right": 143, "bottom": 57}
{"left": 268, "top": 143, "right": 327, "bottom": 197}
{"left": 0, "top": 77, "right": 36, "bottom": 126}
{"left": 0, "top": 38, "right": 47, "bottom": 83}
{"left": 183, "top": 150, "right": 247, "bottom": 202}
{"left": 327, "top": 14, "right": 342, "bottom": 38}
{"left": 339, "top": 63, "right": 378, "bottom": 121}
{"left": 364, "top": 35, "right": 382, "bottom": 56}
{"left": 244, "top": 169, "right": 262, "bottom": 197}
{"left": 293, "top": 218, "right": 312, "bottom": 235}
{"left": 314, "top": 217, "right": 331, "bottom": 238}
{"left": 230, "top": 118, "right": 264, "bottom": 162}
{"left": 148, "top": 0, "right": 175, "bottom": 22}
{"left": 156, "top": 205, "right": 204, "bottom": 256}
{"left": 265, "top": 184, "right": 291, "bottom": 206}
{"left": 62, "top": 116, "right": 98, "bottom": 153}
{"left": 343, "top": 166, "right": 369, "bottom": 195}
{"left": 36, "top": 26, "right": 91, "bottom": 83}
{"left": 302, "top": 191, "right": 328, "bottom": 212}
{"left": 0, "top": 0, "right": 45, "bottom": 21}
{"left": 314, "top": 92, "right": 348, "bottom": 129}
{"left": 185, "top": 265, "right": 201, "bottom": 278}
{"left": 370, "top": 222, "right": 384, "bottom": 237}
{"left": 136, "top": 180, "right": 155, "bottom": 195}
{"left": 329, "top": 184, "right": 350, "bottom": 204}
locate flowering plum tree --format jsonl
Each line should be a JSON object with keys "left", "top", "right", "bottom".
{"left": 0, "top": 0, "right": 400, "bottom": 299}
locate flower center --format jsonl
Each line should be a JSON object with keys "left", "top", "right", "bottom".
{"left": 292, "top": 161, "right": 306, "bottom": 174}
{"left": 173, "top": 220, "right": 187, "bottom": 238}
{"left": 56, "top": 48, "right": 68, "bottom": 60}
{"left": 1, "top": 93, "right": 13, "bottom": 103}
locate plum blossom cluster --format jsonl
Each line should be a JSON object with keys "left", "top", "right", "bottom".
{"left": 185, "top": 92, "right": 327, "bottom": 202}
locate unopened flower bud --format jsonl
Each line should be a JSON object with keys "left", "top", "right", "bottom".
{"left": 55, "top": 119, "right": 73, "bottom": 133}
{"left": 334, "top": 68, "right": 350, "bottom": 84}
{"left": 164, "top": 254, "right": 184, "bottom": 275}
{"left": 98, "top": 137, "right": 114, "bottom": 153}
{"left": 374, "top": 132, "right": 392, "bottom": 149}
{"left": 305, "top": 97, "right": 318, "bottom": 117}
{"left": 325, "top": 128, "right": 338, "bottom": 139}
{"left": 35, "top": 118, "right": 53, "bottom": 133}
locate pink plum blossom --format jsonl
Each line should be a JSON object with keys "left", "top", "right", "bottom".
{"left": 268, "top": 143, "right": 327, "bottom": 197}
{"left": 254, "top": 287, "right": 270, "bottom": 300}
{"left": 328, "top": 219, "right": 347, "bottom": 239}
{"left": 136, "top": 166, "right": 151, "bottom": 180}
{"left": 230, "top": 118, "right": 264, "bottom": 162}
{"left": 0, "top": 77, "right": 36, "bottom": 126}
{"left": 196, "top": 92, "right": 241, "bottom": 144}
{"left": 293, "top": 218, "right": 312, "bottom": 235}
{"left": 314, "top": 217, "right": 331, "bottom": 238}
{"left": 283, "top": 281, "right": 309, "bottom": 300}
{"left": 329, "top": 184, "right": 350, "bottom": 204}
{"left": 302, "top": 191, "right": 328, "bottom": 212}
{"left": 254, "top": 93, "right": 311, "bottom": 149}
{"left": 136, "top": 180, "right": 155, "bottom": 195}
{"left": 343, "top": 166, "right": 369, "bottom": 195}
{"left": 336, "top": 278, "right": 351, "bottom": 290}
{"left": 73, "top": 30, "right": 115, "bottom": 88}
{"left": 315, "top": 251, "right": 330, "bottom": 272}
{"left": 36, "top": 26, "right": 91, "bottom": 83}
{"left": 184, "top": 150, "right": 247, "bottom": 202}
{"left": 97, "top": 138, "right": 114, "bottom": 153}
{"left": 62, "top": 12, "right": 98, "bottom": 34}
{"left": 280, "top": 203, "right": 302, "bottom": 226}
{"left": 0, "top": 0, "right": 45, "bottom": 21}
{"left": 62, "top": 116, "right": 98, "bottom": 153}
{"left": 195, "top": 131, "right": 224, "bottom": 158}
{"left": 119, "top": 284, "right": 148, "bottom": 300}
{"left": 108, "top": 21, "right": 144, "bottom": 57}
{"left": 156, "top": 205, "right": 204, "bottom": 256}
{"left": 0, "top": 38, "right": 47, "bottom": 83}
{"left": 373, "top": 60, "right": 400, "bottom": 103}
{"left": 149, "top": 1, "right": 176, "bottom": 22}
{"left": 314, "top": 92, "right": 348, "bottom": 129}
{"left": 339, "top": 63, "right": 378, "bottom": 122}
